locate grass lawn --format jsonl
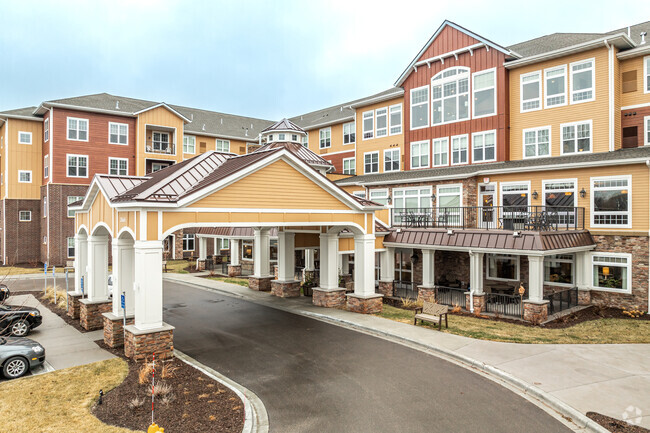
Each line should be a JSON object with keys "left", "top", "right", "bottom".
{"left": 206, "top": 276, "right": 250, "bottom": 287}
{"left": 164, "top": 260, "right": 191, "bottom": 274}
{"left": 0, "top": 358, "right": 140, "bottom": 433}
{"left": 0, "top": 265, "right": 46, "bottom": 275}
{"left": 377, "top": 304, "right": 650, "bottom": 344}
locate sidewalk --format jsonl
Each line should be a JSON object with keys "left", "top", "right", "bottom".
{"left": 165, "top": 273, "right": 650, "bottom": 430}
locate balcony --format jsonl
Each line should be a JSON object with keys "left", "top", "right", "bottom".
{"left": 391, "top": 206, "right": 585, "bottom": 231}
{"left": 146, "top": 140, "right": 176, "bottom": 155}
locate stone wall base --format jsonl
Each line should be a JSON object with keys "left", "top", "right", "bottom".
{"left": 124, "top": 324, "right": 174, "bottom": 362}
{"left": 248, "top": 276, "right": 273, "bottom": 291}
{"left": 271, "top": 280, "right": 301, "bottom": 298}
{"left": 67, "top": 292, "right": 83, "bottom": 319}
{"left": 465, "top": 292, "right": 486, "bottom": 313}
{"left": 102, "top": 313, "right": 135, "bottom": 348}
{"left": 378, "top": 281, "right": 395, "bottom": 298}
{"left": 346, "top": 294, "right": 383, "bottom": 314}
{"left": 312, "top": 288, "right": 346, "bottom": 308}
{"left": 578, "top": 289, "right": 591, "bottom": 306}
{"left": 197, "top": 260, "right": 206, "bottom": 271}
{"left": 523, "top": 300, "right": 549, "bottom": 324}
{"left": 227, "top": 265, "right": 242, "bottom": 277}
{"left": 79, "top": 299, "right": 112, "bottom": 331}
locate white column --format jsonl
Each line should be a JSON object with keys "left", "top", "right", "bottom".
{"left": 305, "top": 248, "right": 315, "bottom": 271}
{"left": 133, "top": 240, "right": 164, "bottom": 330}
{"left": 112, "top": 237, "right": 135, "bottom": 316}
{"left": 198, "top": 236, "right": 208, "bottom": 260}
{"left": 353, "top": 234, "right": 376, "bottom": 297}
{"left": 341, "top": 254, "right": 350, "bottom": 274}
{"left": 230, "top": 239, "right": 240, "bottom": 266}
{"left": 86, "top": 234, "right": 109, "bottom": 301}
{"left": 528, "top": 255, "right": 545, "bottom": 302}
{"left": 319, "top": 233, "right": 339, "bottom": 289}
{"left": 380, "top": 247, "right": 395, "bottom": 282}
{"left": 575, "top": 251, "right": 590, "bottom": 290}
{"left": 277, "top": 231, "right": 296, "bottom": 281}
{"left": 422, "top": 249, "right": 435, "bottom": 288}
{"left": 469, "top": 251, "right": 484, "bottom": 294}
{"left": 74, "top": 233, "right": 88, "bottom": 294}
{"left": 253, "top": 228, "right": 271, "bottom": 278}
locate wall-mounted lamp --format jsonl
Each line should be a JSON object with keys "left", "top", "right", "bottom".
{"left": 387, "top": 195, "right": 392, "bottom": 205}
{"left": 580, "top": 188, "right": 587, "bottom": 198}
{"left": 431, "top": 193, "right": 436, "bottom": 202}
{"left": 532, "top": 190, "right": 538, "bottom": 200}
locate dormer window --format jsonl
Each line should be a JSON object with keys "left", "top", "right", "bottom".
{"left": 292, "top": 134, "right": 298, "bottom": 141}
{"left": 279, "top": 133, "right": 285, "bottom": 140}
{"left": 269, "top": 134, "right": 274, "bottom": 141}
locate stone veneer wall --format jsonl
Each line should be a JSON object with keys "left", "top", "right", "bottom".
{"left": 125, "top": 328, "right": 174, "bottom": 362}
{"left": 79, "top": 300, "right": 111, "bottom": 331}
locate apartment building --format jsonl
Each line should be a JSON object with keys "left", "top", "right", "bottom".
{"left": 2, "top": 19, "right": 650, "bottom": 318}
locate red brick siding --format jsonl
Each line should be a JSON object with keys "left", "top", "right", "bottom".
{"left": 621, "top": 106, "right": 650, "bottom": 148}
{"left": 322, "top": 150, "right": 355, "bottom": 174}
{"left": 1, "top": 199, "right": 41, "bottom": 265}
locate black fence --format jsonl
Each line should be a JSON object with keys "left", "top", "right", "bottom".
{"left": 485, "top": 293, "right": 522, "bottom": 317}
{"left": 544, "top": 287, "right": 578, "bottom": 315}
{"left": 394, "top": 281, "right": 417, "bottom": 299}
{"left": 434, "top": 286, "right": 466, "bottom": 307}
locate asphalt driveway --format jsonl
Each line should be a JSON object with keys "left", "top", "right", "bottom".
{"left": 163, "top": 281, "right": 572, "bottom": 433}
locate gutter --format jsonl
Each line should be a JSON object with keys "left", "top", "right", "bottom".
{"left": 349, "top": 90, "right": 404, "bottom": 109}
{"left": 617, "top": 43, "right": 650, "bottom": 59}
{"left": 34, "top": 102, "right": 135, "bottom": 117}
{"left": 0, "top": 114, "right": 43, "bottom": 122}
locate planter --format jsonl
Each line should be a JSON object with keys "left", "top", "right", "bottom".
{"left": 302, "top": 285, "right": 314, "bottom": 297}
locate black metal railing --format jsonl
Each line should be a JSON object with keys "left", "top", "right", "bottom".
{"left": 146, "top": 140, "right": 176, "bottom": 155}
{"left": 391, "top": 206, "right": 584, "bottom": 231}
{"left": 219, "top": 262, "right": 230, "bottom": 275}
{"left": 485, "top": 293, "right": 522, "bottom": 317}
{"left": 394, "top": 281, "right": 417, "bottom": 299}
{"left": 435, "top": 286, "right": 466, "bottom": 307}
{"left": 544, "top": 287, "right": 578, "bottom": 315}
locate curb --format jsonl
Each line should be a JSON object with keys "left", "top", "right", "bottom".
{"left": 174, "top": 350, "right": 269, "bottom": 433}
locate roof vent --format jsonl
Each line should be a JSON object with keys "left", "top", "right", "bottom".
{"left": 220, "top": 118, "right": 223, "bottom": 125}
{"left": 251, "top": 123, "right": 253, "bottom": 129}
{"left": 340, "top": 107, "right": 343, "bottom": 112}
{"left": 641, "top": 31, "right": 647, "bottom": 45}
{"left": 202, "top": 124, "right": 205, "bottom": 131}
{"left": 628, "top": 26, "right": 631, "bottom": 37}
{"left": 245, "top": 129, "right": 248, "bottom": 137}
{"left": 191, "top": 113, "right": 194, "bottom": 121}
{"left": 115, "top": 101, "right": 120, "bottom": 109}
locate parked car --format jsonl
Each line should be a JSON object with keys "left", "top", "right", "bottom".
{"left": 0, "top": 285, "right": 9, "bottom": 303}
{"left": 0, "top": 336, "right": 45, "bottom": 379}
{"left": 0, "top": 304, "right": 42, "bottom": 337}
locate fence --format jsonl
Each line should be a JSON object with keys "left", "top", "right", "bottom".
{"left": 485, "top": 293, "right": 522, "bottom": 317}
{"left": 394, "top": 281, "right": 417, "bottom": 299}
{"left": 434, "top": 286, "right": 466, "bottom": 307}
{"left": 544, "top": 287, "right": 578, "bottom": 315}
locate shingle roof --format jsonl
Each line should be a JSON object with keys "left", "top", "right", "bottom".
{"left": 254, "top": 141, "right": 332, "bottom": 168}
{"left": 47, "top": 92, "right": 156, "bottom": 113}
{"left": 169, "top": 104, "right": 274, "bottom": 140}
{"left": 0, "top": 106, "right": 41, "bottom": 119}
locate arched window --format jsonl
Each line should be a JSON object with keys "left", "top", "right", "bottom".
{"left": 431, "top": 67, "right": 470, "bottom": 125}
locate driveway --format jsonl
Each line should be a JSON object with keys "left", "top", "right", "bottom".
{"left": 163, "top": 281, "right": 572, "bottom": 433}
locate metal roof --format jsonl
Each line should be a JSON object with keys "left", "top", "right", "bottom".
{"left": 194, "top": 227, "right": 279, "bottom": 238}
{"left": 261, "top": 118, "right": 305, "bottom": 133}
{"left": 254, "top": 141, "right": 332, "bottom": 168}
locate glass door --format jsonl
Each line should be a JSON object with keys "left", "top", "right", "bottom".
{"left": 478, "top": 184, "right": 496, "bottom": 228}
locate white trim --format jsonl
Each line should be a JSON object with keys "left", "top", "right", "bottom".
{"left": 569, "top": 58, "right": 596, "bottom": 104}
{"left": 43, "top": 154, "right": 49, "bottom": 179}
{"left": 409, "top": 85, "right": 429, "bottom": 130}
{"left": 182, "top": 233, "right": 196, "bottom": 252}
{"left": 621, "top": 102, "right": 650, "bottom": 110}
{"left": 559, "top": 119, "right": 593, "bottom": 155}
{"left": 342, "top": 157, "right": 356, "bottom": 175}
{"left": 66, "top": 116, "right": 89, "bottom": 142}
{"left": 17, "top": 170, "right": 32, "bottom": 183}
{"left": 66, "top": 153, "right": 89, "bottom": 178}
{"left": 362, "top": 111, "right": 374, "bottom": 140}
{"left": 383, "top": 148, "right": 400, "bottom": 173}
{"left": 133, "top": 102, "right": 191, "bottom": 123}
{"left": 17, "top": 131, "right": 32, "bottom": 145}
{"left": 49, "top": 108, "right": 53, "bottom": 184}
{"left": 520, "top": 70, "right": 542, "bottom": 113}
{"left": 388, "top": 103, "right": 402, "bottom": 136}
{"left": 108, "top": 121, "right": 129, "bottom": 145}
{"left": 410, "top": 139, "right": 430, "bottom": 169}
{"left": 432, "top": 137, "right": 449, "bottom": 167}
{"left": 375, "top": 107, "right": 388, "bottom": 138}
{"left": 215, "top": 139, "right": 231, "bottom": 153}
{"left": 522, "top": 125, "right": 551, "bottom": 159}
{"left": 435, "top": 183, "right": 463, "bottom": 223}
{"left": 645, "top": 116, "right": 650, "bottom": 146}
{"left": 363, "top": 151, "right": 380, "bottom": 175}
{"left": 183, "top": 134, "right": 196, "bottom": 154}
{"left": 4, "top": 119, "right": 8, "bottom": 198}
{"left": 43, "top": 118, "right": 49, "bottom": 142}
{"left": 499, "top": 180, "right": 531, "bottom": 207}
{"left": 348, "top": 89, "right": 405, "bottom": 108}
{"left": 450, "top": 134, "right": 469, "bottom": 165}
{"left": 108, "top": 157, "right": 129, "bottom": 176}
{"left": 431, "top": 67, "right": 471, "bottom": 126}
{"left": 590, "top": 175, "right": 632, "bottom": 229}
{"left": 608, "top": 46, "right": 615, "bottom": 152}
{"left": 472, "top": 67, "right": 497, "bottom": 119}
{"left": 342, "top": 121, "right": 356, "bottom": 145}
{"left": 486, "top": 254, "right": 520, "bottom": 282}
{"left": 471, "top": 130, "right": 497, "bottom": 163}
{"left": 18, "top": 210, "right": 32, "bottom": 222}
{"left": 543, "top": 253, "right": 576, "bottom": 287}
{"left": 543, "top": 64, "right": 567, "bottom": 109}
{"left": 319, "top": 127, "right": 331, "bottom": 149}
{"left": 590, "top": 252, "right": 632, "bottom": 294}
{"left": 645, "top": 55, "right": 650, "bottom": 94}
{"left": 144, "top": 124, "right": 177, "bottom": 156}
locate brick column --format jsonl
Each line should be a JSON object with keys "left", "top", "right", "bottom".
{"left": 227, "top": 264, "right": 242, "bottom": 277}
{"left": 271, "top": 280, "right": 301, "bottom": 297}
{"left": 465, "top": 292, "right": 486, "bottom": 313}
{"left": 79, "top": 299, "right": 112, "bottom": 331}
{"left": 124, "top": 324, "right": 174, "bottom": 362}
{"left": 249, "top": 276, "right": 273, "bottom": 291}
{"left": 67, "top": 292, "right": 84, "bottom": 319}
{"left": 577, "top": 289, "right": 591, "bottom": 305}
{"left": 378, "top": 280, "right": 395, "bottom": 297}
{"left": 523, "top": 300, "right": 549, "bottom": 323}
{"left": 102, "top": 312, "right": 134, "bottom": 348}
{"left": 313, "top": 288, "right": 346, "bottom": 307}
{"left": 417, "top": 286, "right": 435, "bottom": 303}
{"left": 346, "top": 294, "right": 383, "bottom": 314}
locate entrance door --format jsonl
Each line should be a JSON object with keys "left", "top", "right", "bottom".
{"left": 394, "top": 250, "right": 414, "bottom": 298}
{"left": 478, "top": 184, "right": 496, "bottom": 228}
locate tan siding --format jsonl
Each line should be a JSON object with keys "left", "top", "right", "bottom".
{"left": 614, "top": 48, "right": 622, "bottom": 151}
{"left": 620, "top": 55, "right": 650, "bottom": 108}
{"left": 136, "top": 107, "right": 186, "bottom": 176}
{"left": 7, "top": 119, "right": 42, "bottom": 200}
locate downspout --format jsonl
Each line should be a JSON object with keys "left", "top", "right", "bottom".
{"left": 468, "top": 249, "right": 474, "bottom": 313}
{"left": 605, "top": 39, "right": 615, "bottom": 152}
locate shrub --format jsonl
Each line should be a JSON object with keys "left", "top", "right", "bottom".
{"left": 138, "top": 362, "right": 152, "bottom": 385}
{"left": 152, "top": 381, "right": 173, "bottom": 397}
{"left": 128, "top": 396, "right": 145, "bottom": 409}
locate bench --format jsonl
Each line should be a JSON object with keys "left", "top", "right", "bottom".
{"left": 414, "top": 301, "right": 449, "bottom": 330}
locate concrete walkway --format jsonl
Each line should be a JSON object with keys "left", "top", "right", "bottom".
{"left": 164, "top": 273, "right": 650, "bottom": 430}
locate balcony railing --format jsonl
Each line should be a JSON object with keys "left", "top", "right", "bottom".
{"left": 146, "top": 140, "right": 176, "bottom": 155}
{"left": 391, "top": 206, "right": 584, "bottom": 231}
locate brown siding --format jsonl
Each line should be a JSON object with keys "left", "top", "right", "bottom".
{"left": 2, "top": 198, "right": 41, "bottom": 265}
{"left": 323, "top": 150, "right": 355, "bottom": 174}
{"left": 621, "top": 106, "right": 650, "bottom": 147}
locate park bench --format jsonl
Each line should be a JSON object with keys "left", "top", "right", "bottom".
{"left": 162, "top": 260, "right": 168, "bottom": 273}
{"left": 413, "top": 301, "right": 449, "bottom": 330}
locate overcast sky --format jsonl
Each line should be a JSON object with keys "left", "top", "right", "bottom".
{"left": 1, "top": 0, "right": 649, "bottom": 120}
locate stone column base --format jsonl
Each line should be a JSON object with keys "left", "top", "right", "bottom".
{"left": 578, "top": 289, "right": 591, "bottom": 305}
{"left": 248, "top": 276, "right": 273, "bottom": 291}
{"left": 271, "top": 280, "right": 301, "bottom": 298}
{"left": 523, "top": 300, "right": 549, "bottom": 324}
{"left": 67, "top": 292, "right": 84, "bottom": 319}
{"left": 346, "top": 293, "right": 383, "bottom": 314}
{"left": 339, "top": 274, "right": 353, "bottom": 291}
{"left": 312, "top": 288, "right": 346, "bottom": 308}
{"left": 227, "top": 265, "right": 242, "bottom": 277}
{"left": 102, "top": 312, "right": 135, "bottom": 348}
{"left": 79, "top": 299, "right": 112, "bottom": 331}
{"left": 197, "top": 260, "right": 206, "bottom": 271}
{"left": 378, "top": 280, "right": 395, "bottom": 297}
{"left": 124, "top": 324, "right": 175, "bottom": 362}
{"left": 273, "top": 265, "right": 278, "bottom": 280}
{"left": 417, "top": 286, "right": 435, "bottom": 303}
{"left": 465, "top": 292, "right": 486, "bottom": 313}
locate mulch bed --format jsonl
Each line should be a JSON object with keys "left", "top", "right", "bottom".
{"left": 93, "top": 340, "right": 244, "bottom": 433}
{"left": 587, "top": 412, "right": 649, "bottom": 433}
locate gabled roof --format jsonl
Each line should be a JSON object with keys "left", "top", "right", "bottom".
{"left": 261, "top": 118, "right": 305, "bottom": 133}
{"left": 0, "top": 106, "right": 42, "bottom": 122}
{"left": 132, "top": 102, "right": 192, "bottom": 123}
{"left": 253, "top": 141, "right": 332, "bottom": 169}
{"left": 170, "top": 104, "right": 274, "bottom": 141}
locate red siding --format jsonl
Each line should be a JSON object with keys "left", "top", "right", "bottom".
{"left": 51, "top": 108, "right": 137, "bottom": 184}
{"left": 42, "top": 110, "right": 50, "bottom": 186}
{"left": 322, "top": 150, "right": 355, "bottom": 174}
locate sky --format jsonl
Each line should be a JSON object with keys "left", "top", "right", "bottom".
{"left": 1, "top": 0, "right": 649, "bottom": 120}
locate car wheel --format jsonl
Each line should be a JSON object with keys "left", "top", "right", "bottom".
{"left": 2, "top": 356, "right": 28, "bottom": 379}
{"left": 10, "top": 320, "right": 30, "bottom": 337}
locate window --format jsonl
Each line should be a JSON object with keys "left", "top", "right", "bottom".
{"left": 343, "top": 122, "right": 355, "bottom": 144}
{"left": 270, "top": 239, "right": 278, "bottom": 262}
{"left": 43, "top": 196, "right": 47, "bottom": 218}
{"left": 473, "top": 69, "right": 496, "bottom": 118}
{"left": 410, "top": 86, "right": 429, "bottom": 129}
{"left": 151, "top": 162, "right": 168, "bottom": 172}
{"left": 487, "top": 254, "right": 519, "bottom": 281}
{"left": 242, "top": 240, "right": 253, "bottom": 260}
{"left": 384, "top": 148, "right": 400, "bottom": 172}
{"left": 432, "top": 137, "right": 448, "bottom": 167}
{"left": 561, "top": 120, "right": 591, "bottom": 154}
{"left": 182, "top": 234, "right": 195, "bottom": 251}
{"left": 543, "top": 179, "right": 576, "bottom": 226}
{"left": 67, "top": 195, "right": 84, "bottom": 217}
{"left": 375, "top": 108, "right": 388, "bottom": 137}
{"left": 216, "top": 139, "right": 230, "bottom": 152}
{"left": 19, "top": 210, "right": 31, "bottom": 222}
{"left": 592, "top": 176, "right": 631, "bottom": 227}
{"left": 18, "top": 131, "right": 32, "bottom": 144}
{"left": 18, "top": 170, "right": 31, "bottom": 183}
{"left": 362, "top": 111, "right": 374, "bottom": 139}
{"left": 544, "top": 254, "right": 574, "bottom": 286}
{"left": 544, "top": 65, "right": 567, "bottom": 107}
{"left": 343, "top": 158, "right": 355, "bottom": 175}
{"left": 67, "top": 154, "right": 88, "bottom": 177}
{"left": 109, "top": 158, "right": 128, "bottom": 176}
{"left": 44, "top": 118, "right": 49, "bottom": 142}
{"left": 646, "top": 116, "right": 650, "bottom": 146}
{"left": 451, "top": 134, "right": 468, "bottom": 165}
{"left": 268, "top": 134, "right": 274, "bottom": 142}
{"left": 183, "top": 135, "right": 196, "bottom": 154}
{"left": 301, "top": 134, "right": 308, "bottom": 148}
{"left": 570, "top": 59, "right": 595, "bottom": 103}
{"left": 352, "top": 191, "right": 366, "bottom": 199}
{"left": 44, "top": 155, "right": 49, "bottom": 179}
{"left": 319, "top": 128, "right": 331, "bottom": 148}
{"left": 43, "top": 236, "right": 47, "bottom": 244}
{"left": 436, "top": 184, "right": 462, "bottom": 225}
{"left": 279, "top": 133, "right": 285, "bottom": 141}
{"left": 645, "top": 56, "right": 650, "bottom": 93}
{"left": 472, "top": 130, "right": 496, "bottom": 163}
{"left": 109, "top": 122, "right": 128, "bottom": 145}
{"left": 389, "top": 104, "right": 402, "bottom": 135}
{"left": 151, "top": 132, "right": 170, "bottom": 152}
{"left": 523, "top": 126, "right": 551, "bottom": 158}
{"left": 393, "top": 187, "right": 432, "bottom": 212}
{"left": 432, "top": 67, "right": 470, "bottom": 125}
{"left": 67, "top": 117, "right": 88, "bottom": 141}
{"left": 67, "top": 237, "right": 75, "bottom": 258}
{"left": 364, "top": 152, "right": 379, "bottom": 174}
{"left": 521, "top": 71, "right": 541, "bottom": 112}
{"left": 369, "top": 189, "right": 389, "bottom": 205}
{"left": 291, "top": 134, "right": 297, "bottom": 141}
{"left": 592, "top": 254, "right": 631, "bottom": 293}
{"left": 501, "top": 182, "right": 529, "bottom": 210}
{"left": 410, "top": 140, "right": 429, "bottom": 169}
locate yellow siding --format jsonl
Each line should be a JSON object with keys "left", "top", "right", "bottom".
{"left": 117, "top": 211, "right": 136, "bottom": 236}
{"left": 136, "top": 106, "right": 186, "bottom": 176}
{"left": 90, "top": 191, "right": 113, "bottom": 234}
{"left": 147, "top": 211, "right": 159, "bottom": 241}
{"left": 76, "top": 211, "right": 89, "bottom": 233}
{"left": 189, "top": 159, "right": 353, "bottom": 210}
{"left": 375, "top": 236, "right": 385, "bottom": 249}
{"left": 510, "top": 47, "right": 610, "bottom": 159}
{"left": 6, "top": 119, "right": 42, "bottom": 200}
{"left": 305, "top": 122, "right": 352, "bottom": 156}
{"left": 183, "top": 135, "right": 249, "bottom": 158}
{"left": 338, "top": 237, "right": 354, "bottom": 251}
{"left": 614, "top": 48, "right": 621, "bottom": 151}
{"left": 620, "top": 55, "right": 650, "bottom": 108}
{"left": 0, "top": 122, "right": 5, "bottom": 200}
